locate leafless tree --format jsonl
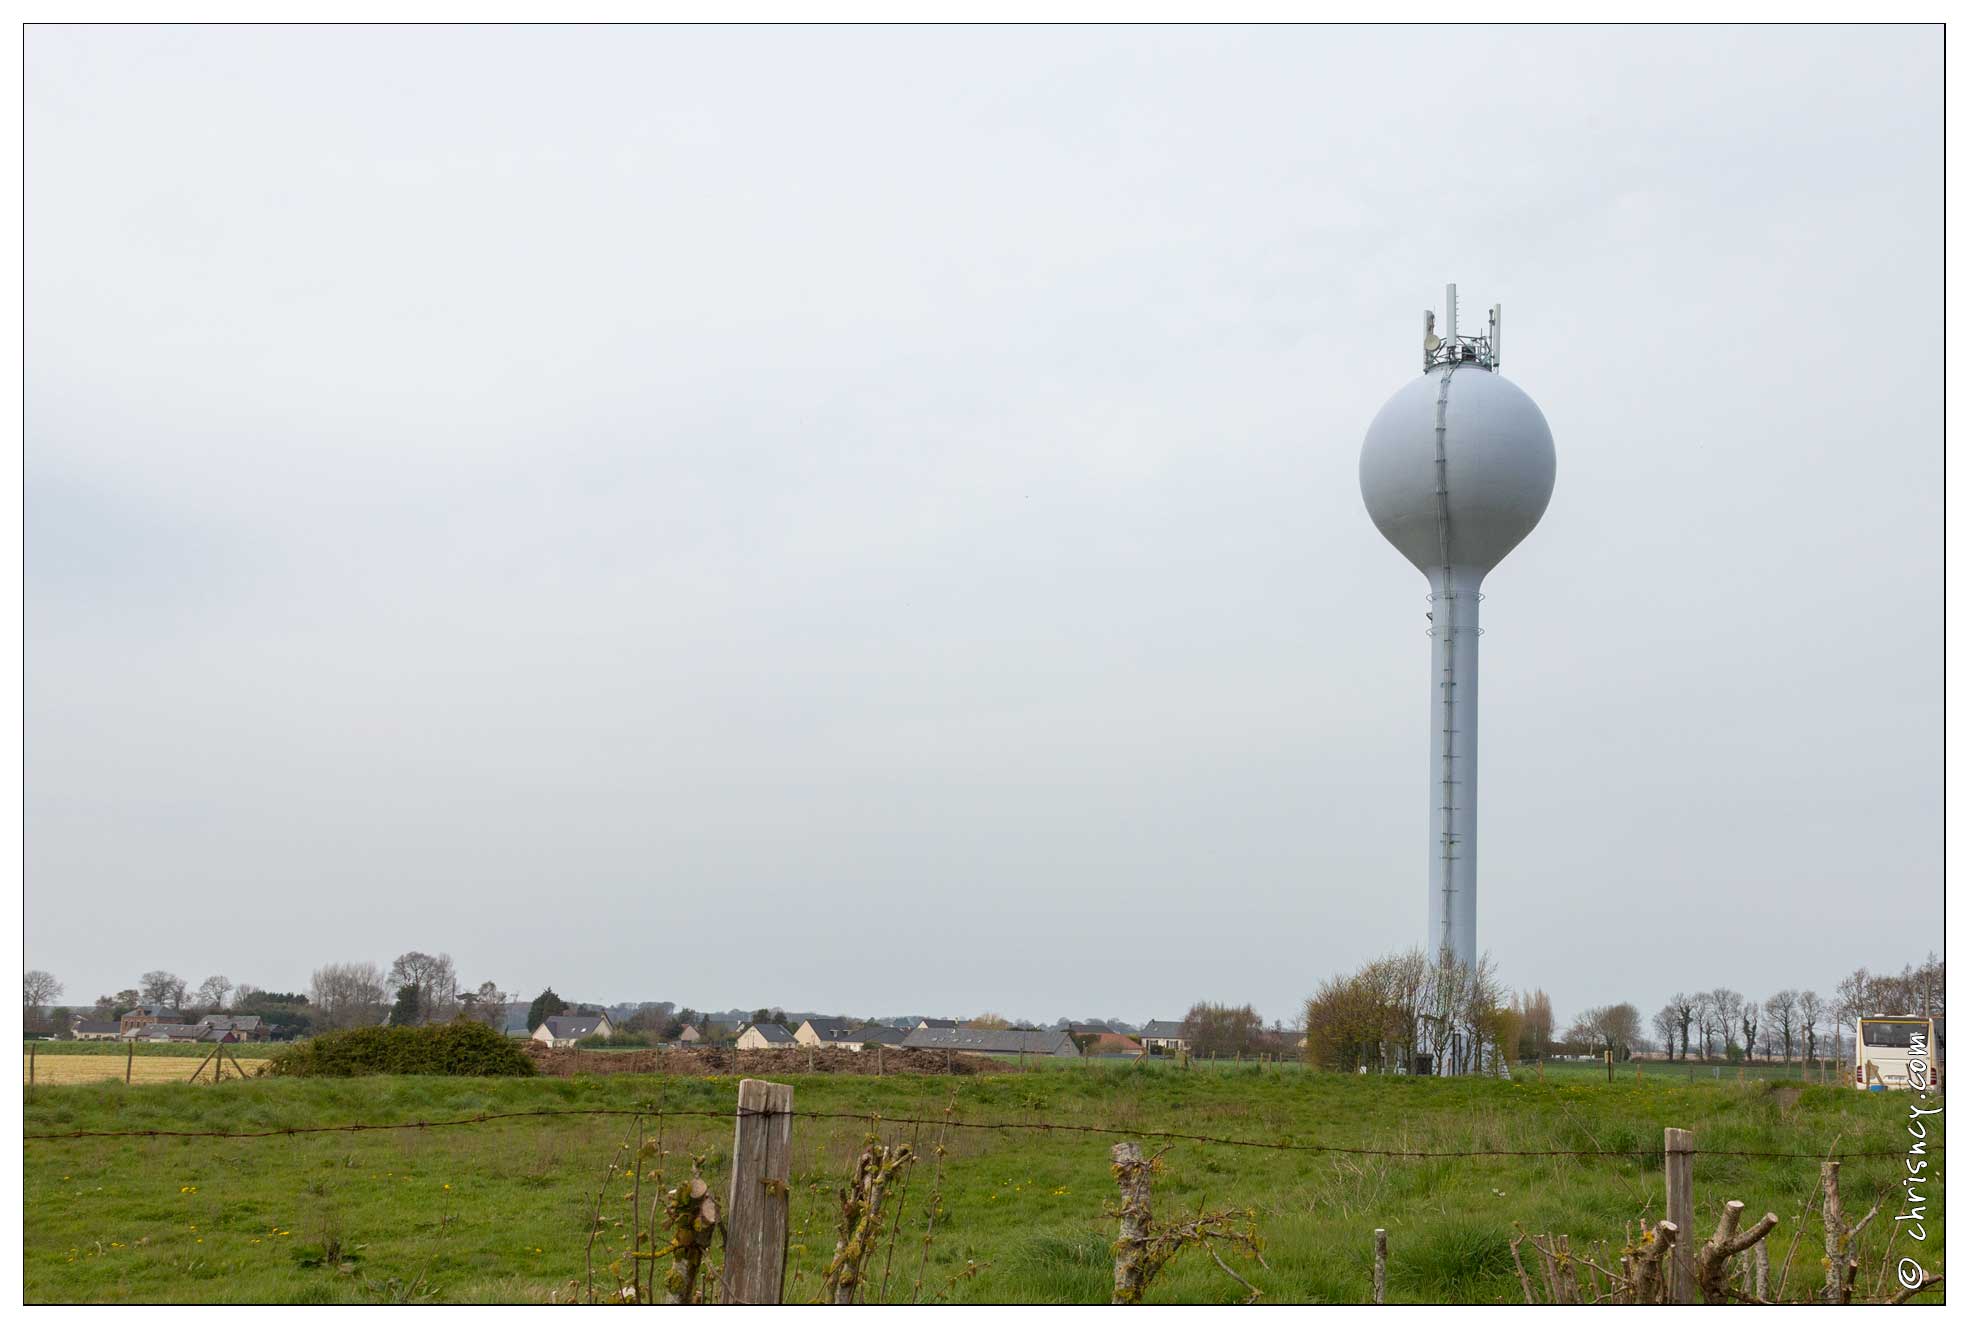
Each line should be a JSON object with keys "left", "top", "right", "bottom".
{"left": 1832, "top": 968, "right": 1873, "bottom": 1068}
{"left": 23, "top": 970, "right": 62, "bottom": 1017}
{"left": 194, "top": 975, "right": 233, "bottom": 1012}
{"left": 310, "top": 961, "right": 389, "bottom": 1030}
{"left": 1516, "top": 989, "right": 1555, "bottom": 1061}
{"left": 1566, "top": 1003, "right": 1641, "bottom": 1059}
{"left": 1669, "top": 993, "right": 1696, "bottom": 1059}
{"left": 1691, "top": 991, "right": 1718, "bottom": 1060}
{"left": 1708, "top": 989, "right": 1744, "bottom": 1059}
{"left": 1797, "top": 989, "right": 1823, "bottom": 1064}
{"left": 1183, "top": 1001, "right": 1266, "bottom": 1058}
{"left": 1912, "top": 952, "right": 1944, "bottom": 1015}
{"left": 459, "top": 981, "right": 508, "bottom": 1026}
{"left": 139, "top": 970, "right": 186, "bottom": 1009}
{"left": 1763, "top": 990, "right": 1798, "bottom": 1065}
{"left": 387, "top": 952, "right": 460, "bottom": 1024}
{"left": 1738, "top": 998, "right": 1760, "bottom": 1064}
{"left": 1650, "top": 1003, "right": 1679, "bottom": 1058}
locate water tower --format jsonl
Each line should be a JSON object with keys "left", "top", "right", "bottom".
{"left": 1359, "top": 285, "right": 1556, "bottom": 973}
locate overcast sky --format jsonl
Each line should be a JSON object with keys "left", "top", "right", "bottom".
{"left": 26, "top": 24, "right": 1940, "bottom": 1027}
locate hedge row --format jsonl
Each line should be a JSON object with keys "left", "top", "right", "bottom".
{"left": 262, "top": 1020, "right": 536, "bottom": 1077}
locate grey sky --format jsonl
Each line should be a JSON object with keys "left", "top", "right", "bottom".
{"left": 26, "top": 24, "right": 1940, "bottom": 1027}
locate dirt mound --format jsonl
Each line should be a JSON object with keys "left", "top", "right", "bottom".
{"left": 523, "top": 1043, "right": 1010, "bottom": 1078}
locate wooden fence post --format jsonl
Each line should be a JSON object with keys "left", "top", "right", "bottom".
{"left": 1111, "top": 1142, "right": 1153, "bottom": 1303}
{"left": 1664, "top": 1127, "right": 1694, "bottom": 1304}
{"left": 1373, "top": 1227, "right": 1388, "bottom": 1304}
{"left": 125, "top": 1042, "right": 134, "bottom": 1084}
{"left": 723, "top": 1079, "right": 794, "bottom": 1305}
{"left": 28, "top": 1041, "right": 35, "bottom": 1091}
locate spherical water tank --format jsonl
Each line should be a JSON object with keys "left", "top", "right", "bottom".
{"left": 1358, "top": 319, "right": 1556, "bottom": 981}
{"left": 1359, "top": 366, "right": 1556, "bottom": 578}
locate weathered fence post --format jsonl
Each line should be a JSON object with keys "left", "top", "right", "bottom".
{"left": 876, "top": 1045, "right": 884, "bottom": 1077}
{"left": 1372, "top": 1227, "right": 1388, "bottom": 1304}
{"left": 1111, "top": 1142, "right": 1153, "bottom": 1304}
{"left": 27, "top": 1041, "right": 35, "bottom": 1091}
{"left": 723, "top": 1078, "right": 794, "bottom": 1305}
{"left": 125, "top": 1042, "right": 134, "bottom": 1084}
{"left": 1818, "top": 1160, "right": 1877, "bottom": 1304}
{"left": 1664, "top": 1128, "right": 1694, "bottom": 1304}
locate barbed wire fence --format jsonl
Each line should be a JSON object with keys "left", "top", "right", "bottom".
{"left": 26, "top": 1078, "right": 1930, "bottom": 1306}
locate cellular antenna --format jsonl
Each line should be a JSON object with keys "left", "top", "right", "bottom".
{"left": 1421, "top": 284, "right": 1500, "bottom": 372}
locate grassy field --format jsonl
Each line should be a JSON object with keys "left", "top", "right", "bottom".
{"left": 25, "top": 1041, "right": 245, "bottom": 1059}
{"left": 22, "top": 1063, "right": 1941, "bottom": 1304}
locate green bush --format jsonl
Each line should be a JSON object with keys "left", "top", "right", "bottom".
{"left": 264, "top": 1019, "right": 536, "bottom": 1078}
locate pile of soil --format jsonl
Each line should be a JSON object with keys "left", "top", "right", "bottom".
{"left": 524, "top": 1043, "right": 1011, "bottom": 1077}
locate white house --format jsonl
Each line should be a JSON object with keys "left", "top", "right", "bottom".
{"left": 532, "top": 1014, "right": 614, "bottom": 1048}
{"left": 735, "top": 1022, "right": 794, "bottom": 1051}
{"left": 795, "top": 1020, "right": 866, "bottom": 1049}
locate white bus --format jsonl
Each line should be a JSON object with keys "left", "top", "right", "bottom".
{"left": 1855, "top": 1015, "right": 1944, "bottom": 1092}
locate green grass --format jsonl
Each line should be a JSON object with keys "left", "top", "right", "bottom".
{"left": 23, "top": 1063, "right": 1941, "bottom": 1304}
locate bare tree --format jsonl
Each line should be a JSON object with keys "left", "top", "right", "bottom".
{"left": 1913, "top": 952, "right": 1944, "bottom": 1015}
{"left": 1797, "top": 990, "right": 1823, "bottom": 1065}
{"left": 1650, "top": 1003, "right": 1679, "bottom": 1058}
{"left": 139, "top": 970, "right": 186, "bottom": 1009}
{"left": 1183, "top": 1002, "right": 1266, "bottom": 1058}
{"left": 1517, "top": 989, "right": 1555, "bottom": 1061}
{"left": 1691, "top": 991, "right": 1718, "bottom": 1060}
{"left": 195, "top": 975, "right": 233, "bottom": 1012}
{"left": 1708, "top": 989, "right": 1744, "bottom": 1060}
{"left": 1763, "top": 990, "right": 1798, "bottom": 1065}
{"left": 1669, "top": 992, "right": 1696, "bottom": 1059}
{"left": 23, "top": 970, "right": 62, "bottom": 1017}
{"left": 310, "top": 961, "right": 389, "bottom": 1031}
{"left": 387, "top": 952, "right": 460, "bottom": 1024}
{"left": 1832, "top": 968, "right": 1872, "bottom": 1069}
{"left": 1566, "top": 1003, "right": 1642, "bottom": 1060}
{"left": 1738, "top": 998, "right": 1760, "bottom": 1064}
{"left": 459, "top": 981, "right": 508, "bottom": 1027}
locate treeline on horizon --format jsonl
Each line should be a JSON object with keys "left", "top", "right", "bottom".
{"left": 1300, "top": 950, "right": 1944, "bottom": 1074}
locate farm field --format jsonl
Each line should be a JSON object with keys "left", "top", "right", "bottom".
{"left": 22, "top": 1064, "right": 1940, "bottom": 1305}
{"left": 26, "top": 1054, "right": 271, "bottom": 1086}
